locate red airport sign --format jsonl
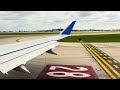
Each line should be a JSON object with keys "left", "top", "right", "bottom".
{"left": 37, "top": 65, "right": 98, "bottom": 79}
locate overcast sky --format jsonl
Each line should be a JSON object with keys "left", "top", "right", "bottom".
{"left": 0, "top": 11, "right": 120, "bottom": 31}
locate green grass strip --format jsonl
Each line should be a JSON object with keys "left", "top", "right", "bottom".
{"left": 59, "top": 34, "right": 120, "bottom": 42}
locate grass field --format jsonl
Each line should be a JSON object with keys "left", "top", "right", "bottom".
{"left": 1, "top": 32, "right": 120, "bottom": 42}
{"left": 59, "top": 34, "right": 120, "bottom": 42}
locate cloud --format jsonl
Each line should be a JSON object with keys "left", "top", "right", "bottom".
{"left": 0, "top": 11, "right": 120, "bottom": 31}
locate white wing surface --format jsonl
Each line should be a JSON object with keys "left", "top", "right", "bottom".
{"left": 0, "top": 21, "right": 76, "bottom": 74}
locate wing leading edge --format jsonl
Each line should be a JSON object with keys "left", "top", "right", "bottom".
{"left": 0, "top": 21, "right": 76, "bottom": 74}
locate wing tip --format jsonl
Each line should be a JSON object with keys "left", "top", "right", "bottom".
{"left": 60, "top": 21, "right": 76, "bottom": 35}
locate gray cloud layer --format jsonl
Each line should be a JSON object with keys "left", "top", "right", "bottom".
{"left": 0, "top": 11, "right": 120, "bottom": 31}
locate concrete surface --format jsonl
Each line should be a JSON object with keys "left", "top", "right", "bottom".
{"left": 91, "top": 43, "right": 120, "bottom": 63}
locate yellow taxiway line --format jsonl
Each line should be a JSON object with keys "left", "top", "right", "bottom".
{"left": 82, "top": 43, "right": 120, "bottom": 79}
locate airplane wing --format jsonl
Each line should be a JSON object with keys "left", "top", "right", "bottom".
{"left": 0, "top": 21, "right": 76, "bottom": 74}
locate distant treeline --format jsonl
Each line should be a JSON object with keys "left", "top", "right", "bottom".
{"left": 1, "top": 29, "right": 120, "bottom": 32}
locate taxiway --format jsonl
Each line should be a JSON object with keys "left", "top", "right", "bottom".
{"left": 0, "top": 35, "right": 120, "bottom": 79}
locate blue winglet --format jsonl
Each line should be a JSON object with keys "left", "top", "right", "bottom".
{"left": 60, "top": 21, "right": 76, "bottom": 35}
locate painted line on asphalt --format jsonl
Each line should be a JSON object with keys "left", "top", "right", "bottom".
{"left": 86, "top": 44, "right": 120, "bottom": 78}
{"left": 82, "top": 43, "right": 116, "bottom": 79}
